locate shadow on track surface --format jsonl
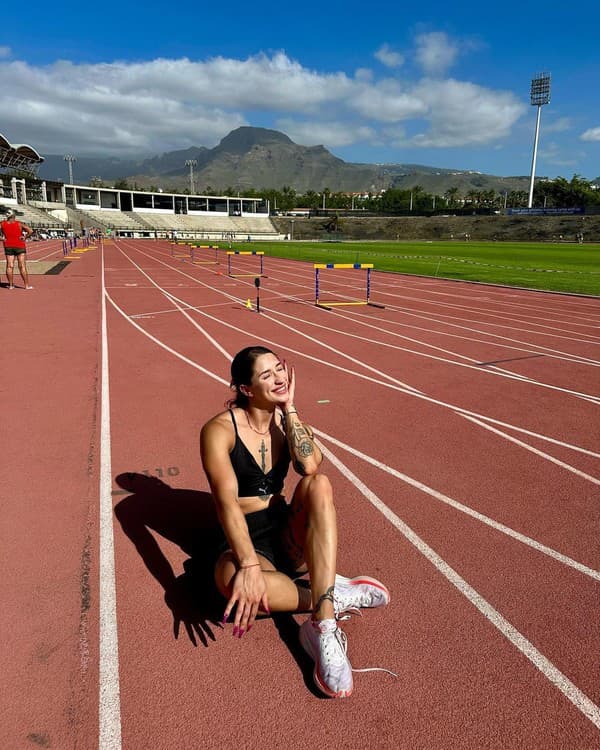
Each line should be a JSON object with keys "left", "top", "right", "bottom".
{"left": 113, "top": 472, "right": 325, "bottom": 694}
{"left": 114, "top": 472, "right": 224, "bottom": 647}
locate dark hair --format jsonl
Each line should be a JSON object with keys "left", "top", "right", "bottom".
{"left": 228, "top": 345, "right": 276, "bottom": 408}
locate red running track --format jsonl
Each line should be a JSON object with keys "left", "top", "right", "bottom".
{"left": 2, "top": 238, "right": 599, "bottom": 749}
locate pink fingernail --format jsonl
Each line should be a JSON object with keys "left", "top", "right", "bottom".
{"left": 238, "top": 628, "right": 245, "bottom": 638}
{"left": 232, "top": 626, "right": 239, "bottom": 637}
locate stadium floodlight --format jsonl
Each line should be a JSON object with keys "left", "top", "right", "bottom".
{"left": 527, "top": 72, "right": 551, "bottom": 208}
{"left": 185, "top": 159, "right": 197, "bottom": 194}
{"left": 64, "top": 154, "right": 76, "bottom": 184}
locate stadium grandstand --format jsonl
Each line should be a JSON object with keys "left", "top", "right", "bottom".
{"left": 0, "top": 133, "right": 283, "bottom": 240}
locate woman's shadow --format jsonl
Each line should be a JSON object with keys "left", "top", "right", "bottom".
{"left": 114, "top": 472, "right": 225, "bottom": 647}
{"left": 113, "top": 472, "right": 322, "bottom": 692}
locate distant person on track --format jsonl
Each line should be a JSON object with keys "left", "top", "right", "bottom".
{"left": 1, "top": 212, "right": 34, "bottom": 290}
{"left": 200, "top": 345, "right": 390, "bottom": 698}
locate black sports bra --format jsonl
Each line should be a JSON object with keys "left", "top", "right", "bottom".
{"left": 229, "top": 409, "right": 290, "bottom": 498}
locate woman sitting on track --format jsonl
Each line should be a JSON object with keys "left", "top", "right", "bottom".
{"left": 200, "top": 345, "right": 390, "bottom": 698}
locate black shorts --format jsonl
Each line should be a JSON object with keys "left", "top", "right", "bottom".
{"left": 216, "top": 501, "right": 294, "bottom": 570}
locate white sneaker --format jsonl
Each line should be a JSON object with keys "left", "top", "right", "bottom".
{"left": 299, "top": 618, "right": 353, "bottom": 698}
{"left": 333, "top": 574, "right": 390, "bottom": 618}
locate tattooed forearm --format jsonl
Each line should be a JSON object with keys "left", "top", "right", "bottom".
{"left": 291, "top": 422, "right": 314, "bottom": 458}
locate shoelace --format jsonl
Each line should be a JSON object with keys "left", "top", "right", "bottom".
{"left": 326, "top": 626, "right": 398, "bottom": 679}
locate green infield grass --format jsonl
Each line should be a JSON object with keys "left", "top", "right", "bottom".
{"left": 223, "top": 240, "right": 600, "bottom": 295}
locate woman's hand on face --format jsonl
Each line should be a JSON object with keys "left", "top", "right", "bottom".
{"left": 223, "top": 566, "right": 269, "bottom": 637}
{"left": 282, "top": 360, "right": 296, "bottom": 409}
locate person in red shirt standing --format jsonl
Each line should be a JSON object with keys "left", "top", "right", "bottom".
{"left": 1, "top": 211, "right": 34, "bottom": 289}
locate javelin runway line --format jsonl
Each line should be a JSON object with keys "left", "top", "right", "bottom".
{"left": 315, "top": 428, "right": 600, "bottom": 580}
{"left": 99, "top": 246, "right": 122, "bottom": 750}
{"left": 318, "top": 442, "right": 600, "bottom": 730}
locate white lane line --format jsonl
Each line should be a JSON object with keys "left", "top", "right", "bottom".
{"left": 315, "top": 428, "right": 600, "bottom": 580}
{"left": 99, "top": 246, "right": 122, "bottom": 750}
{"left": 256, "top": 305, "right": 600, "bottom": 403}
{"left": 373, "top": 289, "right": 600, "bottom": 343}
{"left": 106, "top": 265, "right": 600, "bottom": 725}
{"left": 112, "top": 243, "right": 600, "bottom": 459}
{"left": 115, "top": 244, "right": 600, "bottom": 403}
{"left": 319, "top": 441, "right": 600, "bottom": 730}
{"left": 114, "top": 244, "right": 232, "bottom": 362}
{"left": 107, "top": 286, "right": 599, "bottom": 580}
{"left": 338, "top": 305, "right": 600, "bottom": 368}
{"left": 105, "top": 290, "right": 230, "bottom": 387}
{"left": 113, "top": 243, "right": 421, "bottom": 392}
{"left": 459, "top": 414, "right": 600, "bottom": 486}
{"left": 381, "top": 299, "right": 600, "bottom": 347}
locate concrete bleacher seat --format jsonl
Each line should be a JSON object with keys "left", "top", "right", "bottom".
{"left": 62, "top": 206, "right": 281, "bottom": 238}
{"left": 0, "top": 203, "right": 65, "bottom": 227}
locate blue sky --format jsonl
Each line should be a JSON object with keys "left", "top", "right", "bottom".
{"left": 1, "top": 0, "right": 599, "bottom": 178}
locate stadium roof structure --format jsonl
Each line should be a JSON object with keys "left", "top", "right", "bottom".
{"left": 0, "top": 133, "right": 44, "bottom": 174}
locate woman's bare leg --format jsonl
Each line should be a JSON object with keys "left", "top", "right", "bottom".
{"left": 17, "top": 254, "right": 31, "bottom": 288}
{"left": 281, "top": 473, "right": 337, "bottom": 621}
{"left": 6, "top": 255, "right": 15, "bottom": 287}
{"left": 214, "top": 551, "right": 312, "bottom": 614}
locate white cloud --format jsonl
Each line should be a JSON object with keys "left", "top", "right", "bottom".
{"left": 374, "top": 44, "right": 404, "bottom": 69}
{"left": 414, "top": 32, "right": 458, "bottom": 76}
{"left": 277, "top": 119, "right": 376, "bottom": 148}
{"left": 350, "top": 79, "right": 427, "bottom": 122}
{"left": 0, "top": 50, "right": 527, "bottom": 158}
{"left": 410, "top": 79, "right": 526, "bottom": 147}
{"left": 545, "top": 117, "right": 572, "bottom": 133}
{"left": 580, "top": 126, "right": 600, "bottom": 142}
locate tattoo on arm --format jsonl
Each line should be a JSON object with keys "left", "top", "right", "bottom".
{"left": 291, "top": 423, "right": 314, "bottom": 458}
{"left": 314, "top": 585, "right": 335, "bottom": 615}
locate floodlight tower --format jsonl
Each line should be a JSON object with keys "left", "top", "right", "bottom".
{"left": 185, "top": 159, "right": 197, "bottom": 194}
{"left": 527, "top": 72, "right": 551, "bottom": 209}
{"left": 64, "top": 154, "right": 77, "bottom": 184}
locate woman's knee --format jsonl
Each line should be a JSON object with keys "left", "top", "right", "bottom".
{"left": 298, "top": 473, "right": 334, "bottom": 512}
{"left": 214, "top": 552, "right": 236, "bottom": 597}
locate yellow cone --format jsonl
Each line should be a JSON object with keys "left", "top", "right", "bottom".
{"left": 246, "top": 299, "right": 252, "bottom": 309}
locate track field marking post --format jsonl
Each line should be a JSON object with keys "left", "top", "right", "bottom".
{"left": 313, "top": 263, "right": 385, "bottom": 310}
{"left": 227, "top": 250, "right": 264, "bottom": 278}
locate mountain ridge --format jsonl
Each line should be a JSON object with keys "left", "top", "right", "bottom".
{"left": 37, "top": 126, "right": 536, "bottom": 194}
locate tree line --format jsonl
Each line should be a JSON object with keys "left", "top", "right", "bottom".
{"left": 110, "top": 175, "right": 599, "bottom": 213}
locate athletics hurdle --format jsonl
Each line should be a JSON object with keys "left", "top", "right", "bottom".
{"left": 314, "top": 263, "right": 385, "bottom": 310}
{"left": 227, "top": 250, "right": 264, "bottom": 277}
{"left": 170, "top": 241, "right": 192, "bottom": 260}
{"left": 191, "top": 245, "right": 219, "bottom": 265}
